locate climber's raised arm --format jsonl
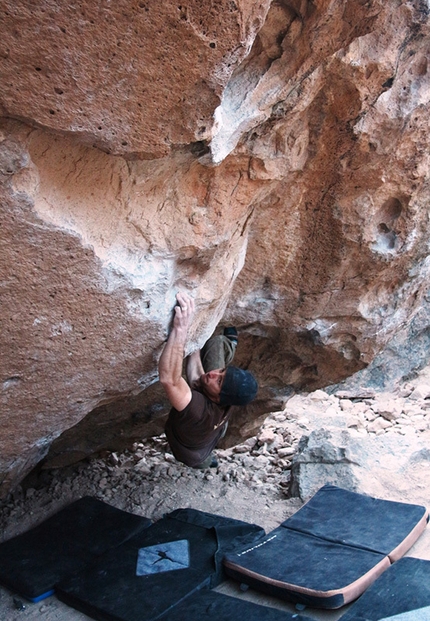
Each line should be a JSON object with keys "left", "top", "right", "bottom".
{"left": 158, "top": 292, "right": 195, "bottom": 412}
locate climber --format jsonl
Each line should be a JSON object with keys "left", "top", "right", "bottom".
{"left": 159, "top": 291, "right": 258, "bottom": 469}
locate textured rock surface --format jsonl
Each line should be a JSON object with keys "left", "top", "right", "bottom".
{"left": 2, "top": 0, "right": 430, "bottom": 496}
{"left": 0, "top": 0, "right": 271, "bottom": 157}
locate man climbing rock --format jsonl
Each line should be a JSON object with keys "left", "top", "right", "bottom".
{"left": 159, "top": 292, "right": 258, "bottom": 469}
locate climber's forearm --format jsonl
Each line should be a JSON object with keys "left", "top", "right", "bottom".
{"left": 159, "top": 325, "right": 188, "bottom": 388}
{"left": 158, "top": 292, "right": 195, "bottom": 411}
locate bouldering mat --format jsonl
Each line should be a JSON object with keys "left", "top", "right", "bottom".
{"left": 56, "top": 507, "right": 264, "bottom": 621}
{"left": 0, "top": 496, "right": 151, "bottom": 602}
{"left": 223, "top": 485, "right": 428, "bottom": 609}
{"left": 282, "top": 485, "right": 428, "bottom": 561}
{"left": 156, "top": 589, "right": 314, "bottom": 621}
{"left": 224, "top": 526, "right": 390, "bottom": 609}
{"left": 340, "top": 557, "right": 430, "bottom": 621}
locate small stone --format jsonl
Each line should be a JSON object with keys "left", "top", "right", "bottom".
{"left": 277, "top": 447, "right": 295, "bottom": 458}
{"left": 339, "top": 399, "right": 354, "bottom": 411}
{"left": 13, "top": 598, "right": 26, "bottom": 610}
{"left": 398, "top": 416, "right": 414, "bottom": 426}
{"left": 279, "top": 472, "right": 291, "bottom": 486}
{"left": 231, "top": 445, "right": 246, "bottom": 454}
{"left": 403, "top": 403, "right": 424, "bottom": 417}
{"left": 109, "top": 452, "right": 119, "bottom": 466}
{"left": 364, "top": 409, "right": 379, "bottom": 422}
{"left": 135, "top": 459, "right": 151, "bottom": 475}
{"left": 297, "top": 417, "right": 310, "bottom": 427}
{"left": 373, "top": 394, "right": 403, "bottom": 421}
{"left": 411, "top": 414, "right": 424, "bottom": 421}
{"left": 398, "top": 385, "right": 413, "bottom": 398}
{"left": 257, "top": 428, "right": 277, "bottom": 444}
{"left": 273, "top": 412, "right": 287, "bottom": 422}
{"left": 325, "top": 405, "right": 341, "bottom": 417}
{"left": 241, "top": 455, "right": 257, "bottom": 469}
{"left": 409, "top": 384, "right": 430, "bottom": 400}
{"left": 254, "top": 455, "right": 270, "bottom": 468}
{"left": 367, "top": 417, "right": 392, "bottom": 433}
{"left": 309, "top": 389, "right": 329, "bottom": 401}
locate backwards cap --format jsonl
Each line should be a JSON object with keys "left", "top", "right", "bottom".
{"left": 219, "top": 366, "right": 258, "bottom": 406}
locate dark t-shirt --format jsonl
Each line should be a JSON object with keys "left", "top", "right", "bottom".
{"left": 165, "top": 390, "right": 231, "bottom": 467}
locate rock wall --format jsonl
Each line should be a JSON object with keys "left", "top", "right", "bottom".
{"left": 1, "top": 0, "right": 430, "bottom": 497}
{"left": 0, "top": 0, "right": 270, "bottom": 157}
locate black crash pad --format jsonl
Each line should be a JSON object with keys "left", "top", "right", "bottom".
{"left": 223, "top": 485, "right": 428, "bottom": 609}
{"left": 341, "top": 557, "right": 430, "bottom": 621}
{"left": 157, "top": 589, "right": 314, "bottom": 621}
{"left": 224, "top": 527, "right": 390, "bottom": 609}
{"left": 56, "top": 508, "right": 265, "bottom": 621}
{"left": 282, "top": 485, "right": 428, "bottom": 561}
{"left": 0, "top": 496, "right": 151, "bottom": 602}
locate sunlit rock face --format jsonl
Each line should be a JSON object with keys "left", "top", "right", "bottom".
{"left": 1, "top": 0, "right": 430, "bottom": 496}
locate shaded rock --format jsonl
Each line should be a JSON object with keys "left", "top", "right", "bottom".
{"left": 289, "top": 429, "right": 362, "bottom": 499}
{"left": 335, "top": 390, "right": 377, "bottom": 400}
{"left": 290, "top": 427, "right": 430, "bottom": 502}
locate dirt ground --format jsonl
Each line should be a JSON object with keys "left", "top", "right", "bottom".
{"left": 1, "top": 387, "right": 429, "bottom": 621}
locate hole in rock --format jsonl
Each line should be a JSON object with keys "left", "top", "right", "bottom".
{"left": 378, "top": 197, "right": 403, "bottom": 224}
{"left": 382, "top": 77, "right": 394, "bottom": 89}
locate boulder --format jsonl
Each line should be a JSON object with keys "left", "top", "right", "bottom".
{"left": 290, "top": 427, "right": 430, "bottom": 504}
